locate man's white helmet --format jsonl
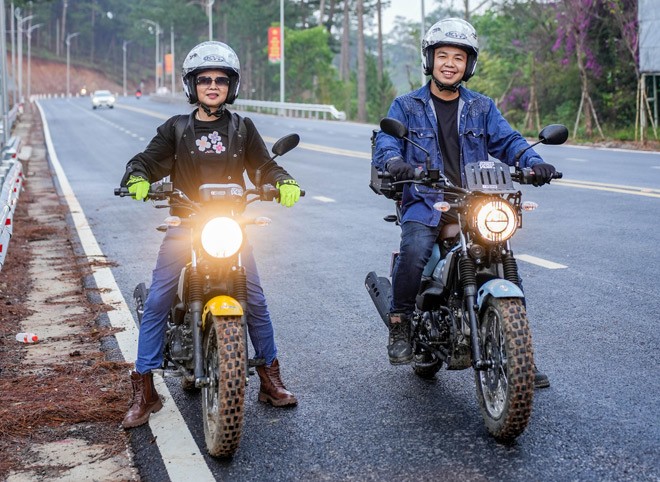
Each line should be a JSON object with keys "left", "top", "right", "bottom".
{"left": 181, "top": 41, "right": 241, "bottom": 104}
{"left": 421, "top": 18, "right": 479, "bottom": 81}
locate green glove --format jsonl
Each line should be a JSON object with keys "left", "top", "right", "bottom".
{"left": 276, "top": 179, "right": 301, "bottom": 208}
{"left": 126, "top": 175, "right": 150, "bottom": 201}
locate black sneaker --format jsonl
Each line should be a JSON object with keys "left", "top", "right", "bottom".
{"left": 534, "top": 365, "right": 550, "bottom": 389}
{"left": 388, "top": 314, "right": 412, "bottom": 365}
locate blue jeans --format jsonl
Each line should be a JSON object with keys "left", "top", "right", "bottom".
{"left": 135, "top": 226, "right": 277, "bottom": 374}
{"left": 390, "top": 221, "right": 441, "bottom": 315}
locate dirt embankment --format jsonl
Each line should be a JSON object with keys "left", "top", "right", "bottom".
{"left": 0, "top": 105, "right": 138, "bottom": 480}
{"left": 14, "top": 55, "right": 152, "bottom": 98}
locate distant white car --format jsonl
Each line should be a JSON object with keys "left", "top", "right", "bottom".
{"left": 91, "top": 90, "right": 115, "bottom": 109}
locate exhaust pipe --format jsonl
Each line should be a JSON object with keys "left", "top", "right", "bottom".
{"left": 365, "top": 271, "right": 392, "bottom": 329}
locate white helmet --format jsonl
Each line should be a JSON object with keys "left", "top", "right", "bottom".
{"left": 421, "top": 18, "right": 479, "bottom": 81}
{"left": 181, "top": 41, "right": 241, "bottom": 104}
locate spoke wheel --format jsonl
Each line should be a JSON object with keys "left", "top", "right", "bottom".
{"left": 202, "top": 315, "right": 246, "bottom": 457}
{"left": 475, "top": 298, "right": 534, "bottom": 441}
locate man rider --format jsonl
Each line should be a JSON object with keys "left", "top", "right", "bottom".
{"left": 372, "top": 18, "right": 555, "bottom": 389}
{"left": 120, "top": 41, "right": 302, "bottom": 429}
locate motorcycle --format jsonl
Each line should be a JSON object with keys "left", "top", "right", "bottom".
{"left": 135, "top": 89, "right": 142, "bottom": 100}
{"left": 366, "top": 118, "right": 567, "bottom": 441}
{"left": 115, "top": 133, "right": 301, "bottom": 457}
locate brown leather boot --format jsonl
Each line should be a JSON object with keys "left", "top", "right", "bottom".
{"left": 122, "top": 371, "right": 163, "bottom": 429}
{"left": 256, "top": 359, "right": 298, "bottom": 407}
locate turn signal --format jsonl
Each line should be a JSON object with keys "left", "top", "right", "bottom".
{"left": 521, "top": 201, "right": 538, "bottom": 212}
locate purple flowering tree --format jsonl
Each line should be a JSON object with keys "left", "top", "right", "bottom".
{"left": 553, "top": 0, "right": 605, "bottom": 138}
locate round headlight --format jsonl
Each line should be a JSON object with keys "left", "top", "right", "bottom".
{"left": 474, "top": 199, "right": 517, "bottom": 242}
{"left": 200, "top": 217, "right": 243, "bottom": 258}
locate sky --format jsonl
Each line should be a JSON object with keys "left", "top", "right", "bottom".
{"left": 381, "top": 0, "right": 425, "bottom": 34}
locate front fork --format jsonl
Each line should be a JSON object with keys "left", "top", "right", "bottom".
{"left": 458, "top": 229, "right": 492, "bottom": 371}
{"left": 189, "top": 265, "right": 208, "bottom": 386}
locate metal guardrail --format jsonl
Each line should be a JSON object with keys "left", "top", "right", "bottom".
{"left": 30, "top": 92, "right": 348, "bottom": 121}
{"left": 233, "top": 99, "right": 347, "bottom": 121}
{"left": 0, "top": 135, "right": 24, "bottom": 271}
{"left": 149, "top": 93, "right": 347, "bottom": 121}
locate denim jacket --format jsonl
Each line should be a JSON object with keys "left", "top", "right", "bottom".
{"left": 373, "top": 82, "right": 545, "bottom": 226}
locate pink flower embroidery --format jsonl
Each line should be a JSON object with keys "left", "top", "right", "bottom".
{"left": 213, "top": 141, "right": 226, "bottom": 154}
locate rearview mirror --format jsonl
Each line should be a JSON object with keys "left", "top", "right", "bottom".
{"left": 380, "top": 117, "right": 408, "bottom": 139}
{"left": 272, "top": 134, "right": 300, "bottom": 157}
{"left": 538, "top": 124, "right": 568, "bottom": 145}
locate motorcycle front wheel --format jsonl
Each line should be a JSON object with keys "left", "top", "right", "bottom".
{"left": 202, "top": 315, "right": 246, "bottom": 457}
{"left": 475, "top": 297, "right": 534, "bottom": 441}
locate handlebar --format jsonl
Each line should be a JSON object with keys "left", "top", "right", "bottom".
{"left": 114, "top": 185, "right": 306, "bottom": 202}
{"left": 511, "top": 167, "right": 563, "bottom": 185}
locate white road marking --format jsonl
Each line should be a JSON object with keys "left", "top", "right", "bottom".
{"left": 553, "top": 179, "right": 660, "bottom": 198}
{"left": 36, "top": 100, "right": 215, "bottom": 482}
{"left": 516, "top": 254, "right": 567, "bottom": 269}
{"left": 313, "top": 195, "right": 336, "bottom": 203}
{"left": 565, "top": 157, "right": 588, "bottom": 162}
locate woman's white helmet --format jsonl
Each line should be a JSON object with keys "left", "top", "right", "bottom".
{"left": 421, "top": 18, "right": 479, "bottom": 81}
{"left": 182, "top": 41, "right": 241, "bottom": 104}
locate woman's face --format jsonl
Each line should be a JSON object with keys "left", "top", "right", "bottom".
{"left": 195, "top": 69, "right": 230, "bottom": 108}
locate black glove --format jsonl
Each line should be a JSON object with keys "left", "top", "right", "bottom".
{"left": 531, "top": 162, "right": 556, "bottom": 186}
{"left": 386, "top": 159, "right": 415, "bottom": 181}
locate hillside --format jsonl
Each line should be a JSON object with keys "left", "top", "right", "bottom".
{"left": 15, "top": 55, "right": 153, "bottom": 98}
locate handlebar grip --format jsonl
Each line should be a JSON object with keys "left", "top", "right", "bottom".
{"left": 553, "top": 171, "right": 563, "bottom": 179}
{"left": 300, "top": 190, "right": 306, "bottom": 197}
{"left": 114, "top": 187, "right": 131, "bottom": 197}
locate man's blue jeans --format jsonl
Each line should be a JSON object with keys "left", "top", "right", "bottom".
{"left": 390, "top": 221, "right": 441, "bottom": 315}
{"left": 135, "top": 226, "right": 277, "bottom": 374}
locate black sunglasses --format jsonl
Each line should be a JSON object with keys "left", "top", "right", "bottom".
{"left": 196, "top": 75, "right": 231, "bottom": 87}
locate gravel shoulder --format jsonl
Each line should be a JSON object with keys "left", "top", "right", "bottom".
{"left": 0, "top": 105, "right": 139, "bottom": 481}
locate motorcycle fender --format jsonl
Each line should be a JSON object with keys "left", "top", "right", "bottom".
{"left": 476, "top": 279, "right": 524, "bottom": 310}
{"left": 203, "top": 295, "right": 244, "bottom": 319}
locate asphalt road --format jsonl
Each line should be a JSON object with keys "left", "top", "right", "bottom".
{"left": 36, "top": 95, "right": 660, "bottom": 482}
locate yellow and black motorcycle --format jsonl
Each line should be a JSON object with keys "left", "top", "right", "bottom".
{"left": 116, "top": 133, "right": 300, "bottom": 457}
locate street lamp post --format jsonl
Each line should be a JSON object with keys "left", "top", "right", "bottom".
{"left": 207, "top": 0, "right": 215, "bottom": 40}
{"left": 15, "top": 10, "right": 34, "bottom": 103}
{"left": 65, "top": 32, "right": 80, "bottom": 98}
{"left": 143, "top": 19, "right": 162, "bottom": 94}
{"left": 122, "top": 40, "right": 131, "bottom": 97}
{"left": 26, "top": 23, "right": 42, "bottom": 100}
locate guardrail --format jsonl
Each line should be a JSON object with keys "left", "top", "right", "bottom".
{"left": 0, "top": 135, "right": 24, "bottom": 271}
{"left": 149, "top": 93, "right": 347, "bottom": 121}
{"left": 30, "top": 92, "right": 348, "bottom": 121}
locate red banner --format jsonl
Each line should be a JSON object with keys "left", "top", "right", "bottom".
{"left": 268, "top": 27, "right": 281, "bottom": 63}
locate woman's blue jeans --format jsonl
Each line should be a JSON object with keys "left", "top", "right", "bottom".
{"left": 135, "top": 226, "right": 277, "bottom": 374}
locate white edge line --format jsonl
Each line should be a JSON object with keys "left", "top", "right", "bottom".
{"left": 516, "top": 253, "right": 567, "bottom": 269}
{"left": 35, "top": 100, "right": 215, "bottom": 482}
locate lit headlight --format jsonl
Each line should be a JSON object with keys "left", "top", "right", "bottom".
{"left": 200, "top": 217, "right": 243, "bottom": 258}
{"left": 474, "top": 199, "right": 517, "bottom": 242}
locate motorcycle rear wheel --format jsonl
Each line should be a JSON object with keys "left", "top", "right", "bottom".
{"left": 475, "top": 297, "right": 534, "bottom": 441}
{"left": 202, "top": 315, "right": 246, "bottom": 457}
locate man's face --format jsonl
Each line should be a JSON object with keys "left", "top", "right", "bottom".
{"left": 432, "top": 45, "right": 468, "bottom": 86}
{"left": 195, "top": 69, "right": 229, "bottom": 107}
